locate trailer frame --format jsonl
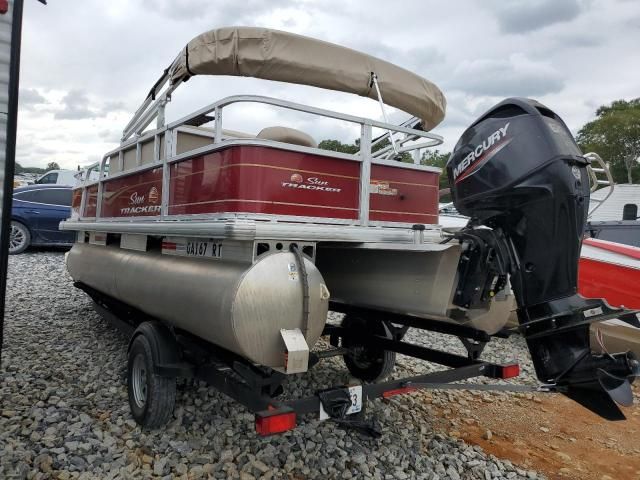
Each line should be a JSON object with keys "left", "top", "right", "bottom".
{"left": 82, "top": 282, "right": 525, "bottom": 436}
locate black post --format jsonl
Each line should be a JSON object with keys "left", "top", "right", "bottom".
{"left": 0, "top": 0, "right": 25, "bottom": 364}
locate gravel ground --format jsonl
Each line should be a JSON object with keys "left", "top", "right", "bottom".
{"left": 1, "top": 251, "right": 544, "bottom": 480}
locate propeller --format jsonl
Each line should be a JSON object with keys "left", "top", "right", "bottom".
{"left": 564, "top": 385, "right": 626, "bottom": 421}
{"left": 597, "top": 368, "right": 634, "bottom": 407}
{"left": 562, "top": 355, "right": 639, "bottom": 421}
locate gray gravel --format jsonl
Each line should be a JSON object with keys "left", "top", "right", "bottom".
{"left": 1, "top": 251, "right": 544, "bottom": 479}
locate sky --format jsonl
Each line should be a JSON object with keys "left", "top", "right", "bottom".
{"left": 15, "top": 0, "right": 640, "bottom": 170}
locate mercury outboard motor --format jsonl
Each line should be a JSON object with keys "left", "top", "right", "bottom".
{"left": 447, "top": 98, "right": 640, "bottom": 420}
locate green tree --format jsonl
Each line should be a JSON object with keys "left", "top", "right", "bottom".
{"left": 317, "top": 139, "right": 359, "bottom": 154}
{"left": 576, "top": 99, "right": 640, "bottom": 184}
{"left": 318, "top": 137, "right": 413, "bottom": 162}
{"left": 46, "top": 161, "right": 61, "bottom": 170}
{"left": 421, "top": 149, "right": 451, "bottom": 201}
{"left": 372, "top": 138, "right": 413, "bottom": 163}
{"left": 319, "top": 138, "right": 453, "bottom": 200}
{"left": 14, "top": 162, "right": 46, "bottom": 174}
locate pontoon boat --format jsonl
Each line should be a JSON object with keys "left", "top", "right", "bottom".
{"left": 62, "top": 27, "right": 640, "bottom": 433}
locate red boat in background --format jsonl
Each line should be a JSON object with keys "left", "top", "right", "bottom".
{"left": 580, "top": 237, "right": 640, "bottom": 359}
{"left": 579, "top": 237, "right": 640, "bottom": 310}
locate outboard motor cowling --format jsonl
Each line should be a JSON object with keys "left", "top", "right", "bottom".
{"left": 448, "top": 98, "right": 640, "bottom": 420}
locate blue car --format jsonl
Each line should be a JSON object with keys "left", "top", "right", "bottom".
{"left": 10, "top": 184, "right": 76, "bottom": 254}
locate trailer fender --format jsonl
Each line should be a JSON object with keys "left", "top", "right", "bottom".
{"left": 128, "top": 321, "right": 180, "bottom": 372}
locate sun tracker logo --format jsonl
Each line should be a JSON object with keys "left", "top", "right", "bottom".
{"left": 148, "top": 186, "right": 159, "bottom": 204}
{"left": 120, "top": 190, "right": 161, "bottom": 215}
{"left": 282, "top": 174, "right": 341, "bottom": 193}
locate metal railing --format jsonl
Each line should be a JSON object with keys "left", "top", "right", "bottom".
{"left": 585, "top": 152, "right": 614, "bottom": 218}
{"left": 80, "top": 95, "right": 444, "bottom": 227}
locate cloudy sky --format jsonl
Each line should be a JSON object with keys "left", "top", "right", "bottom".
{"left": 16, "top": 0, "right": 640, "bottom": 170}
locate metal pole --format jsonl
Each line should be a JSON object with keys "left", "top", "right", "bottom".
{"left": 370, "top": 73, "right": 399, "bottom": 156}
{"left": 358, "top": 123, "right": 372, "bottom": 226}
{"left": 0, "top": 0, "right": 24, "bottom": 364}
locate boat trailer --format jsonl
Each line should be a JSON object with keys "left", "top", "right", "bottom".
{"left": 83, "top": 282, "right": 528, "bottom": 437}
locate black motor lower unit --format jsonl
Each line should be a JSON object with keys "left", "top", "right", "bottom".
{"left": 447, "top": 97, "right": 640, "bottom": 420}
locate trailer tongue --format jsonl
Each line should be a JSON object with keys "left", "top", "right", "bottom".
{"left": 446, "top": 97, "right": 640, "bottom": 420}
{"left": 61, "top": 27, "right": 639, "bottom": 434}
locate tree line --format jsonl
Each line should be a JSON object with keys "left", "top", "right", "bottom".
{"left": 318, "top": 98, "right": 640, "bottom": 188}
{"left": 15, "top": 161, "right": 60, "bottom": 175}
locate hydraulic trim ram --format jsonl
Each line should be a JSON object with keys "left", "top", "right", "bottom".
{"left": 447, "top": 97, "right": 640, "bottom": 420}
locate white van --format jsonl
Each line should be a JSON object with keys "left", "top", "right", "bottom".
{"left": 34, "top": 169, "right": 79, "bottom": 186}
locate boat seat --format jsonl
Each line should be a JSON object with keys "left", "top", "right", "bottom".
{"left": 220, "top": 128, "right": 255, "bottom": 139}
{"left": 174, "top": 127, "right": 254, "bottom": 156}
{"left": 257, "top": 126, "right": 317, "bottom": 148}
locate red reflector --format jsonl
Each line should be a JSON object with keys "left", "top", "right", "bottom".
{"left": 0, "top": 0, "right": 7, "bottom": 15}
{"left": 161, "top": 242, "right": 176, "bottom": 250}
{"left": 382, "top": 386, "right": 417, "bottom": 398}
{"left": 255, "top": 411, "right": 296, "bottom": 435}
{"left": 498, "top": 363, "right": 520, "bottom": 379}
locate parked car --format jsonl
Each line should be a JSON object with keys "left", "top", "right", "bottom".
{"left": 9, "top": 184, "right": 76, "bottom": 254}
{"left": 34, "top": 169, "right": 78, "bottom": 185}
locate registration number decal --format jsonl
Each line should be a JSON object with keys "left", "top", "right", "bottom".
{"left": 186, "top": 240, "right": 222, "bottom": 258}
{"left": 162, "top": 238, "right": 223, "bottom": 260}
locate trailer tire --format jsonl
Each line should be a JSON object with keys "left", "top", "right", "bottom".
{"left": 342, "top": 315, "right": 396, "bottom": 382}
{"left": 127, "top": 327, "right": 177, "bottom": 429}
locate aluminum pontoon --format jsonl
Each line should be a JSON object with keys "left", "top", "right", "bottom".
{"left": 62, "top": 27, "right": 639, "bottom": 434}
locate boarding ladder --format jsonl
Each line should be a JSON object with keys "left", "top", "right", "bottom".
{"left": 585, "top": 152, "right": 614, "bottom": 218}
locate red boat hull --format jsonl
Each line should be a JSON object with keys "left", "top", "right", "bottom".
{"left": 578, "top": 238, "right": 640, "bottom": 309}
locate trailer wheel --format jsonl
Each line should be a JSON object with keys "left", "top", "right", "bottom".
{"left": 342, "top": 315, "right": 396, "bottom": 382}
{"left": 127, "top": 327, "right": 177, "bottom": 428}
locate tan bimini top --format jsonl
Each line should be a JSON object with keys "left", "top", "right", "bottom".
{"left": 169, "top": 27, "right": 446, "bottom": 131}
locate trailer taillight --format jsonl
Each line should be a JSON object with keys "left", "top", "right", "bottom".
{"left": 255, "top": 410, "right": 296, "bottom": 435}
{"left": 382, "top": 386, "right": 417, "bottom": 398}
{"left": 497, "top": 363, "right": 520, "bottom": 379}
